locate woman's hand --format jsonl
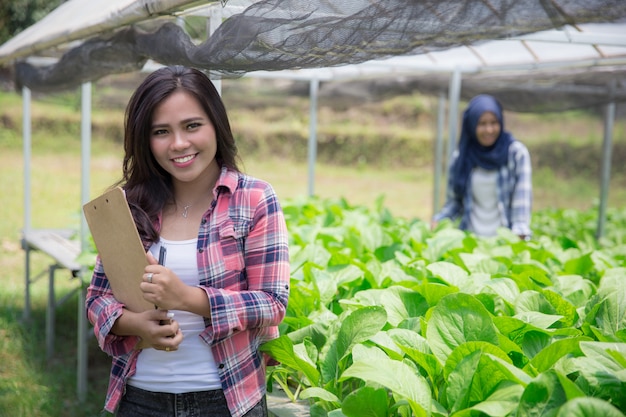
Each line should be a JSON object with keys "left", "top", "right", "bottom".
{"left": 140, "top": 251, "right": 189, "bottom": 310}
{"left": 112, "top": 308, "right": 183, "bottom": 351}
{"left": 135, "top": 309, "right": 183, "bottom": 351}
{"left": 140, "top": 250, "right": 212, "bottom": 319}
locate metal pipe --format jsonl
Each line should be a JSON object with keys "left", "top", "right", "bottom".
{"left": 77, "top": 82, "right": 91, "bottom": 403}
{"left": 596, "top": 96, "right": 615, "bottom": 239}
{"left": 446, "top": 68, "right": 462, "bottom": 172}
{"left": 22, "top": 86, "right": 32, "bottom": 321}
{"left": 432, "top": 92, "right": 446, "bottom": 216}
{"left": 308, "top": 79, "right": 319, "bottom": 197}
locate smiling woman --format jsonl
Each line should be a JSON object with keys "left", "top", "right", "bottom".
{"left": 85, "top": 65, "right": 291, "bottom": 417}
{"left": 431, "top": 94, "right": 532, "bottom": 240}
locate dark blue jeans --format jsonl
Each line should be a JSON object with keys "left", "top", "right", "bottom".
{"left": 115, "top": 385, "right": 267, "bottom": 417}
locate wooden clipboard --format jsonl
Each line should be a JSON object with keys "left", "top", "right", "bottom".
{"left": 83, "top": 187, "right": 154, "bottom": 312}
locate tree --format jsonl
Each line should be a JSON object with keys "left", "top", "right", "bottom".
{"left": 0, "top": 0, "right": 64, "bottom": 45}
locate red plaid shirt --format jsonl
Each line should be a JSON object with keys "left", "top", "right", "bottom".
{"left": 86, "top": 167, "right": 290, "bottom": 417}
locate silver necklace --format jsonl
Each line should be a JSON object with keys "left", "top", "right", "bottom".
{"left": 179, "top": 193, "right": 210, "bottom": 218}
{"left": 181, "top": 203, "right": 192, "bottom": 218}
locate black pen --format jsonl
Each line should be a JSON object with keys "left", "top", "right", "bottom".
{"left": 156, "top": 246, "right": 174, "bottom": 327}
{"left": 158, "top": 245, "right": 167, "bottom": 266}
{"left": 157, "top": 245, "right": 174, "bottom": 327}
{"left": 155, "top": 246, "right": 167, "bottom": 315}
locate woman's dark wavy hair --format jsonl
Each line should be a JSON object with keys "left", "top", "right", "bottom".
{"left": 116, "top": 65, "right": 240, "bottom": 243}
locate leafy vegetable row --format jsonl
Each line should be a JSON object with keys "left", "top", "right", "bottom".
{"left": 262, "top": 197, "right": 626, "bottom": 417}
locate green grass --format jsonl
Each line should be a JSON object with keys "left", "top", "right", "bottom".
{"left": 0, "top": 78, "right": 625, "bottom": 416}
{"left": 0, "top": 283, "right": 109, "bottom": 416}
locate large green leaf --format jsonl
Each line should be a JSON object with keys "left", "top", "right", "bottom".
{"left": 335, "top": 306, "right": 387, "bottom": 361}
{"left": 444, "top": 341, "right": 512, "bottom": 379}
{"left": 310, "top": 268, "right": 339, "bottom": 305}
{"left": 515, "top": 290, "right": 558, "bottom": 316}
{"left": 550, "top": 274, "right": 596, "bottom": 308}
{"left": 482, "top": 277, "right": 521, "bottom": 305}
{"left": 530, "top": 336, "right": 590, "bottom": 373}
{"left": 517, "top": 370, "right": 585, "bottom": 417}
{"left": 286, "top": 280, "right": 321, "bottom": 319}
{"left": 568, "top": 342, "right": 626, "bottom": 409}
{"left": 446, "top": 351, "right": 530, "bottom": 412}
{"left": 346, "top": 286, "right": 427, "bottom": 327}
{"left": 341, "top": 356, "right": 432, "bottom": 417}
{"left": 389, "top": 328, "right": 442, "bottom": 383}
{"left": 426, "top": 261, "right": 468, "bottom": 287}
{"left": 510, "top": 260, "right": 553, "bottom": 287}
{"left": 260, "top": 335, "right": 321, "bottom": 386}
{"left": 541, "top": 289, "right": 579, "bottom": 328}
{"left": 291, "top": 241, "right": 332, "bottom": 270}
{"left": 450, "top": 382, "right": 524, "bottom": 417}
{"left": 459, "top": 252, "right": 508, "bottom": 275}
{"left": 446, "top": 349, "right": 481, "bottom": 412}
{"left": 424, "top": 229, "right": 467, "bottom": 262}
{"left": 556, "top": 397, "right": 626, "bottom": 417}
{"left": 332, "top": 264, "right": 366, "bottom": 288}
{"left": 418, "top": 282, "right": 458, "bottom": 307}
{"left": 300, "top": 387, "right": 340, "bottom": 404}
{"left": 319, "top": 306, "right": 387, "bottom": 384}
{"left": 426, "top": 293, "right": 499, "bottom": 365}
{"left": 369, "top": 331, "right": 404, "bottom": 361}
{"left": 493, "top": 316, "right": 552, "bottom": 346}
{"left": 519, "top": 330, "right": 553, "bottom": 361}
{"left": 341, "top": 386, "right": 389, "bottom": 417}
{"left": 514, "top": 312, "right": 563, "bottom": 330}
{"left": 585, "top": 268, "right": 626, "bottom": 340}
{"left": 563, "top": 252, "right": 594, "bottom": 276}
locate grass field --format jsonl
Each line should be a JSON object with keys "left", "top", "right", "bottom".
{"left": 0, "top": 76, "right": 625, "bottom": 416}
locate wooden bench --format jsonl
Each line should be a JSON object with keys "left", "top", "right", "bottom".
{"left": 21, "top": 229, "right": 83, "bottom": 359}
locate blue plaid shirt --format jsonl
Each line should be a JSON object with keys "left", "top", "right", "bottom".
{"left": 434, "top": 140, "right": 532, "bottom": 237}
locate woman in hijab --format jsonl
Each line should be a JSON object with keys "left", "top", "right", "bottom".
{"left": 431, "top": 94, "right": 532, "bottom": 240}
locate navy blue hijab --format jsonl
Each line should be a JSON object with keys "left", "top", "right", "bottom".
{"left": 452, "top": 94, "right": 514, "bottom": 196}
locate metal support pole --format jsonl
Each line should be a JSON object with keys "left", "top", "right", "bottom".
{"left": 596, "top": 100, "right": 615, "bottom": 240}
{"left": 46, "top": 265, "right": 57, "bottom": 359}
{"left": 80, "top": 82, "right": 91, "bottom": 252}
{"left": 307, "top": 79, "right": 319, "bottom": 197}
{"left": 77, "top": 82, "right": 91, "bottom": 402}
{"left": 77, "top": 284, "right": 89, "bottom": 401}
{"left": 446, "top": 68, "right": 462, "bottom": 172}
{"left": 433, "top": 92, "right": 446, "bottom": 217}
{"left": 22, "top": 86, "right": 32, "bottom": 322}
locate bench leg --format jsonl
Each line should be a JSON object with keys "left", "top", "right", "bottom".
{"left": 77, "top": 282, "right": 88, "bottom": 402}
{"left": 23, "top": 246, "right": 32, "bottom": 322}
{"left": 46, "top": 265, "right": 57, "bottom": 360}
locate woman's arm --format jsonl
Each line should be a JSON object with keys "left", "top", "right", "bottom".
{"left": 85, "top": 256, "right": 143, "bottom": 355}
{"left": 432, "top": 151, "right": 464, "bottom": 225}
{"left": 204, "top": 184, "right": 290, "bottom": 343}
{"left": 509, "top": 142, "right": 533, "bottom": 238}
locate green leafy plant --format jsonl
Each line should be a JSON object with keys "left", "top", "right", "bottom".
{"left": 262, "top": 198, "right": 626, "bottom": 417}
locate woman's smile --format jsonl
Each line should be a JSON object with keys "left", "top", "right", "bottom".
{"left": 172, "top": 153, "right": 197, "bottom": 167}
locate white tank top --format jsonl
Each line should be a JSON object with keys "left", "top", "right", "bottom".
{"left": 128, "top": 238, "right": 221, "bottom": 393}
{"left": 469, "top": 167, "right": 501, "bottom": 237}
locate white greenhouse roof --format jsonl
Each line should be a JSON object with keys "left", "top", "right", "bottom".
{"left": 0, "top": 0, "right": 217, "bottom": 62}
{"left": 245, "top": 21, "right": 626, "bottom": 81}
{"left": 1, "top": 0, "right": 625, "bottom": 84}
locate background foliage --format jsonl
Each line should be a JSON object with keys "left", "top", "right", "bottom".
{"left": 0, "top": 0, "right": 63, "bottom": 45}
